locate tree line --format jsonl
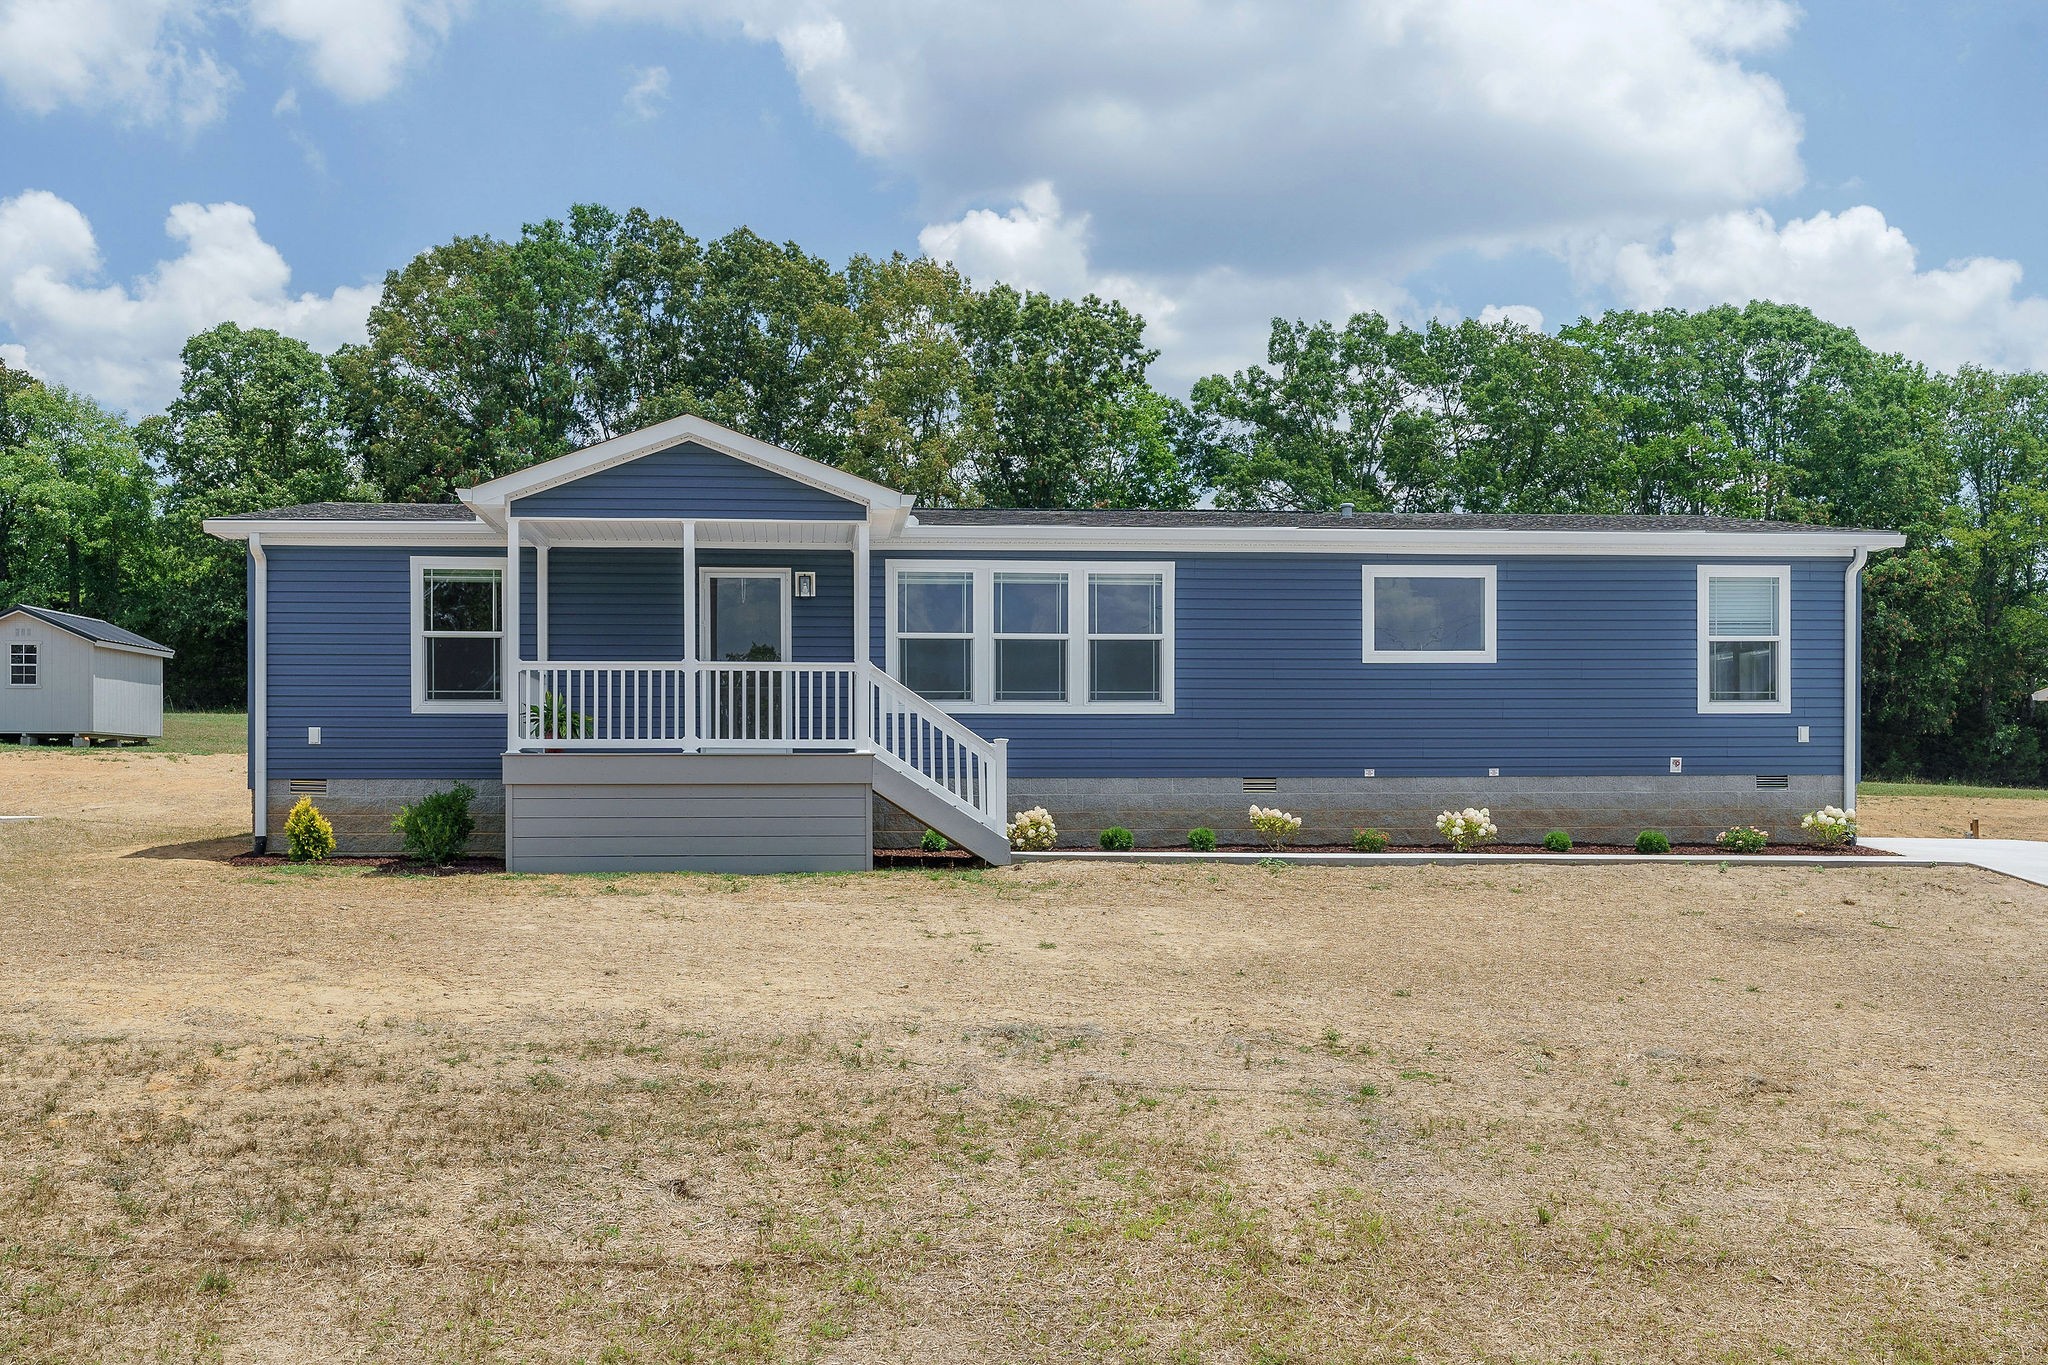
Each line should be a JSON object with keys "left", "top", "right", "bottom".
{"left": 1, "top": 203, "right": 2041, "bottom": 782}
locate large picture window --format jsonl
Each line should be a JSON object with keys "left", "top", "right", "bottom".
{"left": 411, "top": 558, "right": 506, "bottom": 713}
{"left": 1698, "top": 566, "right": 1790, "bottom": 713}
{"left": 886, "top": 561, "right": 1173, "bottom": 712}
{"left": 1362, "top": 565, "right": 1496, "bottom": 663}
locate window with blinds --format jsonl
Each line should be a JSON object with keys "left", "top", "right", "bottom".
{"left": 1699, "top": 567, "right": 1789, "bottom": 713}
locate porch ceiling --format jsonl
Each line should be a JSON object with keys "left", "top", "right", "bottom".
{"left": 518, "top": 517, "right": 861, "bottom": 549}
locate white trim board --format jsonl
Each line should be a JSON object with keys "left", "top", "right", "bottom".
{"left": 456, "top": 415, "right": 914, "bottom": 519}
{"left": 1697, "top": 564, "right": 1793, "bottom": 715}
{"left": 697, "top": 566, "right": 794, "bottom": 663}
{"left": 886, "top": 526, "right": 1906, "bottom": 556}
{"left": 1362, "top": 564, "right": 1497, "bottom": 664}
{"left": 409, "top": 555, "right": 510, "bottom": 715}
{"left": 884, "top": 559, "right": 1175, "bottom": 715}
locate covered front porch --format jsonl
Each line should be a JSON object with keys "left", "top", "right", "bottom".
{"left": 490, "top": 513, "right": 1009, "bottom": 866}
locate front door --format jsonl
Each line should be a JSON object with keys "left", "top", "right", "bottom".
{"left": 700, "top": 570, "right": 791, "bottom": 662}
{"left": 699, "top": 570, "right": 792, "bottom": 742}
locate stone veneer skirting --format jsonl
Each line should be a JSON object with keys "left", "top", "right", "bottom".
{"left": 266, "top": 779, "right": 506, "bottom": 856}
{"left": 877, "top": 774, "right": 1847, "bottom": 849}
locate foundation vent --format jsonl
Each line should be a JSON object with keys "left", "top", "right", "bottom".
{"left": 1242, "top": 777, "right": 1278, "bottom": 793}
{"left": 1755, "top": 774, "right": 1790, "bottom": 790}
{"left": 288, "top": 778, "right": 329, "bottom": 796}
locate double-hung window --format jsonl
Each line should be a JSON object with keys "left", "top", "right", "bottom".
{"left": 1362, "top": 565, "right": 1496, "bottom": 663}
{"left": 888, "top": 562, "right": 1173, "bottom": 711}
{"left": 412, "top": 558, "right": 506, "bottom": 713}
{"left": 8, "top": 642, "right": 36, "bottom": 686}
{"left": 896, "top": 571, "right": 975, "bottom": 701}
{"left": 1698, "top": 566, "right": 1790, "bottom": 713}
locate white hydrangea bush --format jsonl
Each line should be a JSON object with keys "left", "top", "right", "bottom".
{"left": 1248, "top": 805, "right": 1302, "bottom": 849}
{"left": 1005, "top": 806, "right": 1059, "bottom": 851}
{"left": 1436, "top": 806, "right": 1498, "bottom": 852}
{"left": 1800, "top": 805, "right": 1857, "bottom": 848}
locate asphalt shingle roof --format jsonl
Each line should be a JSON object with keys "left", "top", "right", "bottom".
{"left": 223, "top": 501, "right": 1872, "bottom": 536}
{"left": 212, "top": 502, "right": 481, "bottom": 522}
{"left": 4, "top": 604, "right": 173, "bottom": 655}
{"left": 908, "top": 508, "right": 1866, "bottom": 533}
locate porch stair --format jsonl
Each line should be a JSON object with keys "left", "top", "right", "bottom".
{"left": 863, "top": 665, "right": 1011, "bottom": 865}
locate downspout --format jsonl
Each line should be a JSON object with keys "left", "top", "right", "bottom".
{"left": 249, "top": 533, "right": 269, "bottom": 854}
{"left": 1843, "top": 547, "right": 1868, "bottom": 813}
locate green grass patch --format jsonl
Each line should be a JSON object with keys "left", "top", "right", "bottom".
{"left": 0, "top": 711, "right": 245, "bottom": 757}
{"left": 1861, "top": 779, "right": 2048, "bottom": 801}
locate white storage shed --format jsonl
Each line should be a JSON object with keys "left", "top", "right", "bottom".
{"left": 1, "top": 605, "right": 174, "bottom": 744}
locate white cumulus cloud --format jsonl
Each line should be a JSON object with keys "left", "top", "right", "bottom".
{"left": 1477, "top": 304, "right": 1546, "bottom": 332}
{"left": 0, "top": 190, "right": 378, "bottom": 413}
{"left": 1595, "top": 205, "right": 2048, "bottom": 373}
{"left": 244, "top": 0, "right": 466, "bottom": 102}
{"left": 621, "top": 63, "right": 670, "bottom": 120}
{"left": 0, "top": 0, "right": 234, "bottom": 130}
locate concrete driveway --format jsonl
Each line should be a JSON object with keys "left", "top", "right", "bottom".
{"left": 1861, "top": 837, "right": 2048, "bottom": 887}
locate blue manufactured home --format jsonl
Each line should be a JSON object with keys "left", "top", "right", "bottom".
{"left": 206, "top": 414, "right": 1904, "bottom": 870}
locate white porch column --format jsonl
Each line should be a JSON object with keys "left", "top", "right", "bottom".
{"left": 853, "top": 522, "right": 872, "bottom": 744}
{"left": 681, "top": 520, "right": 697, "bottom": 749}
{"left": 536, "top": 544, "right": 549, "bottom": 662}
{"left": 504, "top": 515, "right": 521, "bottom": 752}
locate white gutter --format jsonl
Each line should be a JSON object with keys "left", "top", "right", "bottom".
{"left": 1844, "top": 547, "right": 1868, "bottom": 813}
{"left": 249, "top": 533, "right": 269, "bottom": 853}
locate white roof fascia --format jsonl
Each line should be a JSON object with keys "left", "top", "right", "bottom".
{"left": 456, "top": 414, "right": 914, "bottom": 520}
{"left": 877, "top": 525, "right": 1908, "bottom": 557}
{"left": 202, "top": 519, "right": 497, "bottom": 546}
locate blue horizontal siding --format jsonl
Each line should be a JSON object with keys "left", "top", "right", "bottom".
{"left": 260, "top": 540, "right": 1857, "bottom": 785}
{"left": 266, "top": 545, "right": 505, "bottom": 781}
{"left": 511, "top": 441, "right": 864, "bottom": 520}
{"left": 872, "top": 553, "right": 1850, "bottom": 780}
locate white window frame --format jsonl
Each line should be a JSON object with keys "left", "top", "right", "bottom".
{"left": 1697, "top": 564, "right": 1792, "bottom": 715}
{"left": 410, "top": 556, "right": 508, "bottom": 715}
{"left": 7, "top": 641, "right": 37, "bottom": 687}
{"left": 697, "top": 566, "right": 794, "bottom": 663}
{"left": 1361, "top": 564, "right": 1497, "bottom": 664}
{"left": 885, "top": 560, "right": 1175, "bottom": 714}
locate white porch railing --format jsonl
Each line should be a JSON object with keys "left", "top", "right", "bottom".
{"left": 510, "top": 660, "right": 1008, "bottom": 830}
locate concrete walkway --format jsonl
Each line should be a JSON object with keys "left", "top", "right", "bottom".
{"left": 1861, "top": 837, "right": 2048, "bottom": 887}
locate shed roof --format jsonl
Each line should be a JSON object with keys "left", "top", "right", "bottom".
{"left": 2, "top": 605, "right": 174, "bottom": 656}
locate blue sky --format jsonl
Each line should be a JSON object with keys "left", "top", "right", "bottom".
{"left": 2, "top": 0, "right": 2045, "bottom": 414}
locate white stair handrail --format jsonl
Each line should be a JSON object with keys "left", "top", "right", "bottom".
{"left": 860, "top": 662, "right": 1006, "bottom": 830}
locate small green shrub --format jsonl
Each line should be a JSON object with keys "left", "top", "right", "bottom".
{"left": 1715, "top": 825, "right": 1768, "bottom": 854}
{"left": 1635, "top": 829, "right": 1671, "bottom": 855}
{"left": 1099, "top": 826, "right": 1136, "bottom": 852}
{"left": 393, "top": 783, "right": 476, "bottom": 865}
{"left": 283, "top": 795, "right": 336, "bottom": 862}
{"left": 919, "top": 828, "right": 950, "bottom": 853}
{"left": 1351, "top": 827, "right": 1390, "bottom": 853}
{"left": 1187, "top": 827, "right": 1218, "bottom": 852}
{"left": 1542, "top": 829, "right": 1572, "bottom": 853}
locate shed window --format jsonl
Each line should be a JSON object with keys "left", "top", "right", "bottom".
{"left": 411, "top": 559, "right": 506, "bottom": 713}
{"left": 887, "top": 561, "right": 1174, "bottom": 712}
{"left": 1699, "top": 567, "right": 1790, "bottom": 713}
{"left": 1362, "top": 566, "right": 1496, "bottom": 663}
{"left": 8, "top": 643, "right": 35, "bottom": 686}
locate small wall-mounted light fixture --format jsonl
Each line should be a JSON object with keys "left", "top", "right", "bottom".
{"left": 794, "top": 571, "right": 818, "bottom": 598}
{"left": 1669, "top": 756, "right": 1684, "bottom": 774}
{"left": 308, "top": 726, "right": 322, "bottom": 746}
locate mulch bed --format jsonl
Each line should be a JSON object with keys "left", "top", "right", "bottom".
{"left": 872, "top": 848, "right": 983, "bottom": 869}
{"left": 1188, "top": 842, "right": 1893, "bottom": 857}
{"left": 230, "top": 853, "right": 507, "bottom": 876}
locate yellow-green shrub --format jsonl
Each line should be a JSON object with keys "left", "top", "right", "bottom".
{"left": 284, "top": 796, "right": 336, "bottom": 862}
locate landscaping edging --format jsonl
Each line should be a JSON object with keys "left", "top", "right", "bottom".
{"left": 1014, "top": 849, "right": 1954, "bottom": 870}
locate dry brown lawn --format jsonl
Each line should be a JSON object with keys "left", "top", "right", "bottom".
{"left": 1, "top": 751, "right": 2045, "bottom": 1363}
